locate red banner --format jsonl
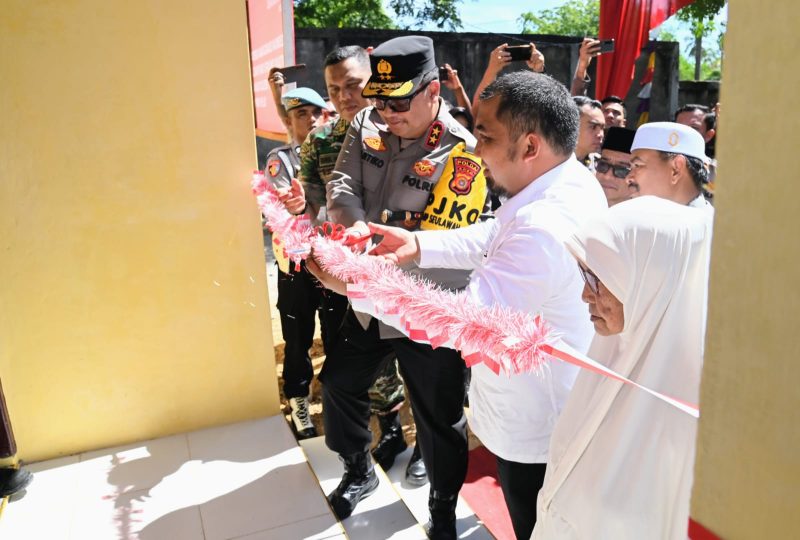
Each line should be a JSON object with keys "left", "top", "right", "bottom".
{"left": 247, "top": 0, "right": 294, "bottom": 140}
{"left": 597, "top": 0, "right": 695, "bottom": 99}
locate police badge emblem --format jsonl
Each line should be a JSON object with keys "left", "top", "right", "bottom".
{"left": 267, "top": 159, "right": 281, "bottom": 177}
{"left": 364, "top": 137, "right": 387, "bottom": 152}
{"left": 449, "top": 156, "right": 481, "bottom": 195}
{"left": 413, "top": 159, "right": 436, "bottom": 177}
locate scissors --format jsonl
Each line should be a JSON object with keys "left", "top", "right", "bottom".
{"left": 316, "top": 221, "right": 374, "bottom": 248}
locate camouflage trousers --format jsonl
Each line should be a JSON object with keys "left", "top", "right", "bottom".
{"left": 368, "top": 358, "right": 405, "bottom": 415}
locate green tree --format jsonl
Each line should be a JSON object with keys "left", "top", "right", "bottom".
{"left": 293, "top": 0, "right": 463, "bottom": 30}
{"left": 519, "top": 0, "right": 599, "bottom": 37}
{"left": 389, "top": 0, "right": 463, "bottom": 31}
{"left": 293, "top": 0, "right": 395, "bottom": 29}
{"left": 659, "top": 25, "right": 723, "bottom": 81}
{"left": 675, "top": 0, "right": 726, "bottom": 80}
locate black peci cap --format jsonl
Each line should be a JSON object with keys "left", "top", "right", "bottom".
{"left": 602, "top": 127, "right": 636, "bottom": 154}
{"left": 362, "top": 36, "right": 437, "bottom": 99}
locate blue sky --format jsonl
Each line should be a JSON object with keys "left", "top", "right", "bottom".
{"left": 386, "top": 0, "right": 728, "bottom": 56}
{"left": 455, "top": 0, "right": 566, "bottom": 34}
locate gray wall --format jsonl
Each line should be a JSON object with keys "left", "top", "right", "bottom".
{"left": 295, "top": 27, "right": 579, "bottom": 104}
{"left": 256, "top": 29, "right": 683, "bottom": 166}
{"left": 678, "top": 80, "right": 721, "bottom": 113}
{"left": 621, "top": 41, "right": 681, "bottom": 126}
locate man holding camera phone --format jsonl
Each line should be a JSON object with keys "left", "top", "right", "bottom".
{"left": 570, "top": 37, "right": 615, "bottom": 97}
{"left": 472, "top": 42, "right": 545, "bottom": 118}
{"left": 438, "top": 64, "right": 472, "bottom": 115}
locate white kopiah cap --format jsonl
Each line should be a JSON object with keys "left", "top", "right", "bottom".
{"left": 631, "top": 122, "right": 708, "bottom": 162}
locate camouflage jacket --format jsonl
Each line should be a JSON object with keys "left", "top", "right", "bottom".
{"left": 298, "top": 116, "right": 350, "bottom": 223}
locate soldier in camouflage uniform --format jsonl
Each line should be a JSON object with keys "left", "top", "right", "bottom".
{"left": 292, "top": 47, "right": 415, "bottom": 476}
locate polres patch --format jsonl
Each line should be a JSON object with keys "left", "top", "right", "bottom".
{"left": 267, "top": 159, "right": 281, "bottom": 177}
{"left": 449, "top": 156, "right": 481, "bottom": 195}
{"left": 363, "top": 136, "right": 387, "bottom": 152}
{"left": 413, "top": 159, "right": 436, "bottom": 177}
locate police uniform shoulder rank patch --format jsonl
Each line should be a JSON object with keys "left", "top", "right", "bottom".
{"left": 413, "top": 159, "right": 436, "bottom": 177}
{"left": 450, "top": 156, "right": 481, "bottom": 195}
{"left": 364, "top": 136, "right": 387, "bottom": 152}
{"left": 267, "top": 158, "right": 281, "bottom": 177}
{"left": 424, "top": 120, "right": 444, "bottom": 150}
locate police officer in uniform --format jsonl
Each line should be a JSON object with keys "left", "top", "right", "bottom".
{"left": 264, "top": 88, "right": 329, "bottom": 440}
{"left": 308, "top": 36, "right": 489, "bottom": 539}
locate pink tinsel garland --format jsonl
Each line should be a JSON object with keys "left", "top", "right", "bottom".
{"left": 251, "top": 171, "right": 552, "bottom": 375}
{"left": 250, "top": 172, "right": 700, "bottom": 416}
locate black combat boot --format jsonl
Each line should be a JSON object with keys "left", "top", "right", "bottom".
{"left": 371, "top": 411, "right": 407, "bottom": 471}
{"left": 424, "top": 490, "right": 458, "bottom": 540}
{"left": 0, "top": 468, "right": 33, "bottom": 498}
{"left": 405, "top": 444, "right": 428, "bottom": 486}
{"left": 326, "top": 452, "right": 379, "bottom": 520}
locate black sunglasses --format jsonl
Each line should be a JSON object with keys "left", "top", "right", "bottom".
{"left": 578, "top": 263, "right": 601, "bottom": 295}
{"left": 595, "top": 158, "right": 631, "bottom": 179}
{"left": 374, "top": 83, "right": 430, "bottom": 113}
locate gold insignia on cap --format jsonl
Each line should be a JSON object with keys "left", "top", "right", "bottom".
{"left": 377, "top": 59, "right": 393, "bottom": 81}
{"left": 284, "top": 97, "right": 302, "bottom": 109}
{"left": 668, "top": 131, "right": 680, "bottom": 146}
{"left": 362, "top": 80, "right": 414, "bottom": 98}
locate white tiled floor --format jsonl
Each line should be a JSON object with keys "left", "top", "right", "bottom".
{"left": 382, "top": 447, "right": 493, "bottom": 540}
{"left": 301, "top": 437, "right": 424, "bottom": 540}
{"left": 0, "top": 416, "right": 343, "bottom": 540}
{"left": 300, "top": 437, "right": 491, "bottom": 540}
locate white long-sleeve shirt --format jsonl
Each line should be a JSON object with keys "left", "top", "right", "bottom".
{"left": 416, "top": 156, "right": 607, "bottom": 462}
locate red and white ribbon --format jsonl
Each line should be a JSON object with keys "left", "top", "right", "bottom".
{"left": 252, "top": 174, "right": 700, "bottom": 418}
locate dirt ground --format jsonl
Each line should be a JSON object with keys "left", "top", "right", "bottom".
{"left": 265, "top": 233, "right": 481, "bottom": 451}
{"left": 273, "top": 338, "right": 419, "bottom": 447}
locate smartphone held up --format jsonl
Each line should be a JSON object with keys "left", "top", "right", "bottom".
{"left": 504, "top": 44, "right": 533, "bottom": 62}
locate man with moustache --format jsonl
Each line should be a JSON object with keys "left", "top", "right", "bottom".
{"left": 277, "top": 46, "right": 419, "bottom": 479}
{"left": 364, "top": 71, "right": 608, "bottom": 539}
{"left": 305, "top": 36, "right": 489, "bottom": 538}
{"left": 593, "top": 127, "right": 636, "bottom": 206}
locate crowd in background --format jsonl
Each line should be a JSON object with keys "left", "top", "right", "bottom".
{"left": 262, "top": 35, "right": 715, "bottom": 540}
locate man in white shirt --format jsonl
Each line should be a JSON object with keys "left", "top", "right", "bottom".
{"left": 368, "top": 71, "right": 607, "bottom": 539}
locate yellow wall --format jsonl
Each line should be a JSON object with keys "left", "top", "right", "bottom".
{"left": 691, "top": 1, "right": 800, "bottom": 536}
{"left": 0, "top": 1, "right": 280, "bottom": 462}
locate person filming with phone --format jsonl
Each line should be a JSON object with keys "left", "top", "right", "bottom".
{"left": 472, "top": 42, "right": 545, "bottom": 118}
{"left": 571, "top": 37, "right": 615, "bottom": 98}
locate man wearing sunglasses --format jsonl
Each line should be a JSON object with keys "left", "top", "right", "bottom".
{"left": 360, "top": 71, "right": 608, "bottom": 540}
{"left": 310, "top": 35, "right": 488, "bottom": 538}
{"left": 277, "top": 47, "right": 416, "bottom": 483}
{"left": 594, "top": 126, "right": 636, "bottom": 206}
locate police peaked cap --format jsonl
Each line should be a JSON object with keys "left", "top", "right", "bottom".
{"left": 362, "top": 36, "right": 437, "bottom": 99}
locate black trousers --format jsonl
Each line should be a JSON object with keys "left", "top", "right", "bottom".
{"left": 278, "top": 265, "right": 348, "bottom": 399}
{"left": 495, "top": 456, "right": 547, "bottom": 540}
{"left": 319, "top": 309, "right": 468, "bottom": 495}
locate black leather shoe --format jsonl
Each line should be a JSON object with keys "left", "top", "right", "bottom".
{"left": 0, "top": 468, "right": 33, "bottom": 498}
{"left": 371, "top": 411, "right": 407, "bottom": 471}
{"left": 424, "top": 490, "right": 458, "bottom": 539}
{"left": 326, "top": 452, "right": 379, "bottom": 520}
{"left": 405, "top": 444, "right": 428, "bottom": 486}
